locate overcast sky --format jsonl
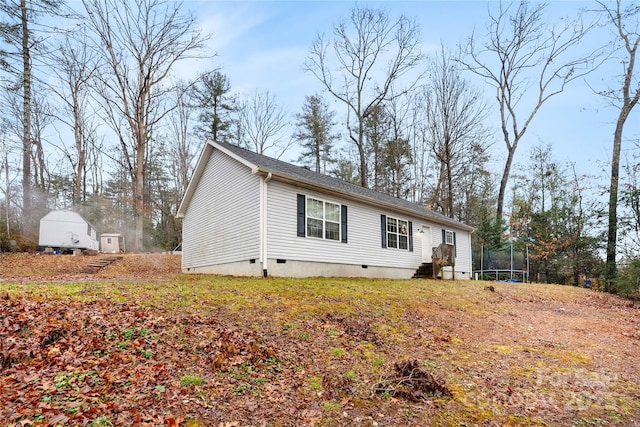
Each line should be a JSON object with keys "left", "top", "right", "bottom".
{"left": 178, "top": 1, "right": 639, "bottom": 179}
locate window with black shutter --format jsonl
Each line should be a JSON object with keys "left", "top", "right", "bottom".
{"left": 297, "top": 194, "right": 347, "bottom": 243}
{"left": 382, "top": 214, "right": 410, "bottom": 251}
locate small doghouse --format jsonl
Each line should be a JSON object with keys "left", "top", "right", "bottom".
{"left": 100, "top": 233, "right": 125, "bottom": 253}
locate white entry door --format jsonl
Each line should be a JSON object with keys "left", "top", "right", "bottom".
{"left": 421, "top": 225, "right": 432, "bottom": 263}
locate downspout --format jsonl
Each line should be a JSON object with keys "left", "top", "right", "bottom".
{"left": 470, "top": 234, "right": 474, "bottom": 280}
{"left": 261, "top": 172, "right": 273, "bottom": 277}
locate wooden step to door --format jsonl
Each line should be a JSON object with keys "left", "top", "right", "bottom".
{"left": 412, "top": 262, "right": 435, "bottom": 279}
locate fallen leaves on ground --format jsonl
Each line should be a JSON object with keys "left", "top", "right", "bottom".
{"left": 1, "top": 254, "right": 640, "bottom": 426}
{"left": 0, "top": 253, "right": 181, "bottom": 281}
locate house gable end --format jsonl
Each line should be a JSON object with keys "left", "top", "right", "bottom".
{"left": 181, "top": 147, "right": 261, "bottom": 269}
{"left": 177, "top": 140, "right": 258, "bottom": 218}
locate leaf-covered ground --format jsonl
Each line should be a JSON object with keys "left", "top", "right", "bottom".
{"left": 1, "top": 253, "right": 640, "bottom": 426}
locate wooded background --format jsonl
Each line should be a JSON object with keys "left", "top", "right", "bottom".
{"left": 0, "top": 0, "right": 638, "bottom": 292}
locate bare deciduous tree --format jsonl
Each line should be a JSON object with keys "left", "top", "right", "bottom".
{"left": 0, "top": 0, "right": 64, "bottom": 238}
{"left": 459, "top": 0, "right": 601, "bottom": 220}
{"left": 363, "top": 96, "right": 412, "bottom": 198}
{"left": 595, "top": 0, "right": 640, "bottom": 286}
{"left": 363, "top": 103, "right": 391, "bottom": 192}
{"left": 167, "top": 82, "right": 197, "bottom": 198}
{"left": 407, "top": 92, "right": 435, "bottom": 206}
{"left": 29, "top": 92, "right": 51, "bottom": 195}
{"left": 82, "top": 0, "right": 209, "bottom": 251}
{"left": 0, "top": 129, "right": 20, "bottom": 241}
{"left": 49, "top": 31, "right": 100, "bottom": 206}
{"left": 380, "top": 96, "right": 413, "bottom": 199}
{"left": 423, "top": 45, "right": 491, "bottom": 219}
{"left": 236, "top": 90, "right": 290, "bottom": 158}
{"left": 304, "top": 5, "right": 423, "bottom": 188}
{"left": 2, "top": 83, "right": 53, "bottom": 229}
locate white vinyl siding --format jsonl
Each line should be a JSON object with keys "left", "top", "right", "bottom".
{"left": 266, "top": 181, "right": 473, "bottom": 275}
{"left": 267, "top": 181, "right": 421, "bottom": 269}
{"left": 456, "top": 230, "right": 473, "bottom": 276}
{"left": 454, "top": 229, "right": 472, "bottom": 275}
{"left": 436, "top": 228, "right": 473, "bottom": 276}
{"left": 179, "top": 141, "right": 474, "bottom": 278}
{"left": 181, "top": 149, "right": 260, "bottom": 268}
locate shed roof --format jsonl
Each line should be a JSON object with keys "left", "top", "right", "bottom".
{"left": 40, "top": 210, "right": 96, "bottom": 229}
{"left": 178, "top": 140, "right": 474, "bottom": 232}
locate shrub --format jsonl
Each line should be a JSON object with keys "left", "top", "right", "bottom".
{"left": 613, "top": 259, "right": 640, "bottom": 297}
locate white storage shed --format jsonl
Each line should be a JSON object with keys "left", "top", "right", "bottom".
{"left": 38, "top": 210, "right": 99, "bottom": 252}
{"left": 100, "top": 233, "right": 125, "bottom": 253}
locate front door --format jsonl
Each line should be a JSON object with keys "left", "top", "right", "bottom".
{"left": 421, "top": 224, "right": 432, "bottom": 263}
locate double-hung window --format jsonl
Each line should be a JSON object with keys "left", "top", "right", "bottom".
{"left": 444, "top": 230, "right": 454, "bottom": 245}
{"left": 297, "top": 194, "right": 347, "bottom": 243}
{"left": 306, "top": 197, "right": 341, "bottom": 241}
{"left": 386, "top": 216, "right": 409, "bottom": 250}
{"left": 442, "top": 229, "right": 457, "bottom": 258}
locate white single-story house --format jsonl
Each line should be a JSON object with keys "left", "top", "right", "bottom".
{"left": 177, "top": 140, "right": 475, "bottom": 279}
{"left": 38, "top": 210, "right": 99, "bottom": 252}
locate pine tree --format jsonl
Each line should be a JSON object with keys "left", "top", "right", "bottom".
{"left": 293, "top": 94, "right": 339, "bottom": 174}
{"left": 190, "top": 70, "right": 235, "bottom": 143}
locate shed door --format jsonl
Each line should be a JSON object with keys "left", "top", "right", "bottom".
{"left": 421, "top": 225, "right": 432, "bottom": 263}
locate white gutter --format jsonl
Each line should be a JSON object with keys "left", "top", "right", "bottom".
{"left": 260, "top": 172, "right": 273, "bottom": 277}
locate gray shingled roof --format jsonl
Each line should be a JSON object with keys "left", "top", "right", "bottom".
{"left": 216, "top": 141, "right": 474, "bottom": 232}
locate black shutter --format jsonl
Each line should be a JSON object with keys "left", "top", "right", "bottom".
{"left": 381, "top": 215, "right": 387, "bottom": 248}
{"left": 297, "top": 194, "right": 305, "bottom": 237}
{"left": 442, "top": 228, "right": 446, "bottom": 243}
{"left": 453, "top": 231, "right": 457, "bottom": 257}
{"left": 408, "top": 221, "right": 413, "bottom": 252}
{"left": 341, "top": 205, "right": 348, "bottom": 243}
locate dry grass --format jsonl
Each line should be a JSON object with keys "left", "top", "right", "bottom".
{"left": 0, "top": 252, "right": 181, "bottom": 280}
{"left": 1, "top": 253, "right": 639, "bottom": 426}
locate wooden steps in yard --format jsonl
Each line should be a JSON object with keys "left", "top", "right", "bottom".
{"left": 80, "top": 256, "right": 123, "bottom": 274}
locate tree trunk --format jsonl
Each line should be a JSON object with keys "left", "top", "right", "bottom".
{"left": 73, "top": 94, "right": 85, "bottom": 206}
{"left": 135, "top": 141, "right": 145, "bottom": 252}
{"left": 600, "top": 0, "right": 640, "bottom": 290}
{"left": 445, "top": 140, "right": 453, "bottom": 218}
{"left": 605, "top": 109, "right": 629, "bottom": 288}
{"left": 496, "top": 142, "right": 518, "bottom": 220}
{"left": 431, "top": 161, "right": 446, "bottom": 212}
{"left": 32, "top": 137, "right": 46, "bottom": 190}
{"left": 21, "top": 0, "right": 32, "bottom": 237}
{"left": 356, "top": 118, "right": 368, "bottom": 188}
{"left": 4, "top": 153, "right": 10, "bottom": 237}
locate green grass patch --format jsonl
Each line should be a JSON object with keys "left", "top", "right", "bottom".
{"left": 180, "top": 374, "right": 204, "bottom": 387}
